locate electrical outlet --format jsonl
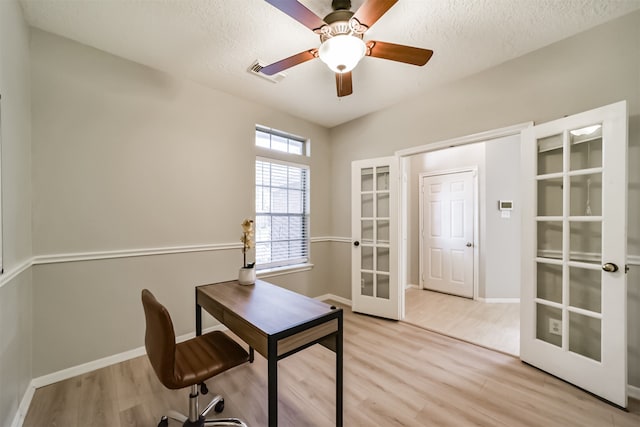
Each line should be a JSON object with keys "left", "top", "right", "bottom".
{"left": 549, "top": 318, "right": 562, "bottom": 336}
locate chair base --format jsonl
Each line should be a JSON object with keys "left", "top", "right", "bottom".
{"left": 159, "top": 412, "right": 247, "bottom": 427}
{"left": 157, "top": 386, "right": 247, "bottom": 427}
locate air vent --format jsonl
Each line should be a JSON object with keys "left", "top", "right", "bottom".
{"left": 248, "top": 60, "right": 286, "bottom": 83}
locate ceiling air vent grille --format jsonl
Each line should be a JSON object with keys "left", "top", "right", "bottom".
{"left": 248, "top": 60, "right": 286, "bottom": 83}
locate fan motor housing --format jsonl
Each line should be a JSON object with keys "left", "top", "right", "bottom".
{"left": 331, "top": 0, "right": 351, "bottom": 11}
{"left": 324, "top": 9, "right": 354, "bottom": 25}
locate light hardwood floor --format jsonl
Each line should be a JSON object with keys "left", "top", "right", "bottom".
{"left": 404, "top": 287, "right": 520, "bottom": 356}
{"left": 24, "top": 303, "right": 638, "bottom": 427}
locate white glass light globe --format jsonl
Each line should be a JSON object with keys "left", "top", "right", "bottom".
{"left": 318, "top": 35, "right": 366, "bottom": 73}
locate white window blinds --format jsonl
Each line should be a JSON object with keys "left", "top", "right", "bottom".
{"left": 255, "top": 159, "right": 309, "bottom": 269}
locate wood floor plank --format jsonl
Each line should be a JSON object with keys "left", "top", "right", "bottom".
{"left": 404, "top": 288, "right": 520, "bottom": 355}
{"left": 23, "top": 303, "right": 639, "bottom": 427}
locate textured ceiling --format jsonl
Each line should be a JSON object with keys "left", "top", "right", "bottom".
{"left": 19, "top": 0, "right": 640, "bottom": 128}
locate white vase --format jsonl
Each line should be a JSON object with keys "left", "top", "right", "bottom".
{"left": 238, "top": 267, "right": 256, "bottom": 285}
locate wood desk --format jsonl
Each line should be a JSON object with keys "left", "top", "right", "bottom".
{"left": 196, "top": 279, "right": 343, "bottom": 427}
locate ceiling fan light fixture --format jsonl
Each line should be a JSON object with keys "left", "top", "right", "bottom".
{"left": 318, "top": 34, "right": 366, "bottom": 73}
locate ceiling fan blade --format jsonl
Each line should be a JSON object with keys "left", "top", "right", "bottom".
{"left": 264, "top": 0, "right": 326, "bottom": 30}
{"left": 352, "top": 0, "right": 398, "bottom": 28}
{"left": 366, "top": 41, "right": 433, "bottom": 66}
{"left": 261, "top": 49, "right": 318, "bottom": 75}
{"left": 335, "top": 71, "right": 353, "bottom": 97}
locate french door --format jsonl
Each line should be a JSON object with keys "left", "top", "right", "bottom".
{"left": 351, "top": 157, "right": 400, "bottom": 319}
{"left": 520, "top": 101, "right": 628, "bottom": 407}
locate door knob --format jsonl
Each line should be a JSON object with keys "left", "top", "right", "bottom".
{"left": 354, "top": 241, "right": 360, "bottom": 247}
{"left": 602, "top": 263, "right": 619, "bottom": 272}
{"left": 466, "top": 242, "right": 473, "bottom": 247}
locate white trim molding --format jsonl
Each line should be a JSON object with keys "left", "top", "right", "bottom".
{"left": 31, "top": 325, "right": 226, "bottom": 389}
{"left": 33, "top": 242, "right": 242, "bottom": 265}
{"left": 30, "top": 237, "right": 349, "bottom": 266}
{"left": 10, "top": 384, "right": 35, "bottom": 427}
{"left": 628, "top": 255, "right": 640, "bottom": 266}
{"left": 11, "top": 325, "right": 226, "bottom": 427}
{"left": 315, "top": 293, "right": 352, "bottom": 306}
{"left": 258, "top": 263, "right": 314, "bottom": 279}
{"left": 477, "top": 297, "right": 521, "bottom": 303}
{"left": 0, "top": 258, "right": 32, "bottom": 290}
{"left": 629, "top": 385, "right": 640, "bottom": 400}
{"left": 395, "top": 122, "right": 533, "bottom": 158}
{"left": 311, "top": 236, "right": 351, "bottom": 244}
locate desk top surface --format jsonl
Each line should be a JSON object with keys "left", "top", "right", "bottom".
{"left": 197, "top": 279, "right": 341, "bottom": 336}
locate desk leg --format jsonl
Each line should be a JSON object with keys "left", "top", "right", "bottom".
{"left": 336, "top": 314, "right": 343, "bottom": 427}
{"left": 268, "top": 338, "right": 277, "bottom": 427}
{"left": 195, "top": 304, "right": 202, "bottom": 337}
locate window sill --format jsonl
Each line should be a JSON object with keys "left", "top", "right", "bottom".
{"left": 257, "top": 263, "right": 314, "bottom": 279}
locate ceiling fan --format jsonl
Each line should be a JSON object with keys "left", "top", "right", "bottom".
{"left": 260, "top": 0, "right": 434, "bottom": 97}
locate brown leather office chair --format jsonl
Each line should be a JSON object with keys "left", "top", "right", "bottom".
{"left": 142, "top": 289, "right": 249, "bottom": 427}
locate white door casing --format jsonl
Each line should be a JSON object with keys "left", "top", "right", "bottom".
{"left": 351, "top": 157, "right": 400, "bottom": 320}
{"left": 420, "top": 170, "right": 475, "bottom": 298}
{"left": 520, "top": 101, "right": 628, "bottom": 407}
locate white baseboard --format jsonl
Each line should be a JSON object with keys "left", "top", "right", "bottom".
{"left": 31, "top": 325, "right": 226, "bottom": 389}
{"left": 315, "top": 293, "right": 352, "bottom": 306}
{"left": 629, "top": 384, "right": 640, "bottom": 400}
{"left": 9, "top": 314, "right": 640, "bottom": 427}
{"left": 405, "top": 283, "right": 420, "bottom": 290}
{"left": 477, "top": 297, "right": 520, "bottom": 303}
{"left": 10, "top": 381, "right": 35, "bottom": 427}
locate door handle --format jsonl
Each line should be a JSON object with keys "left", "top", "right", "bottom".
{"left": 602, "top": 263, "right": 619, "bottom": 273}
{"left": 466, "top": 242, "right": 473, "bottom": 247}
{"left": 354, "top": 241, "right": 360, "bottom": 247}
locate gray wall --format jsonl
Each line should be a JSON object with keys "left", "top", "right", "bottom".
{"left": 2, "top": 5, "right": 640, "bottom": 424}
{"left": 407, "top": 142, "right": 486, "bottom": 290}
{"left": 0, "top": 0, "right": 33, "bottom": 425}
{"left": 330, "top": 11, "right": 640, "bottom": 385}
{"left": 483, "top": 136, "right": 521, "bottom": 299}
{"left": 406, "top": 134, "right": 521, "bottom": 300}
{"left": 29, "top": 29, "right": 334, "bottom": 377}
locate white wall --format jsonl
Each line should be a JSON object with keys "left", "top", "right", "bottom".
{"left": 29, "top": 29, "right": 334, "bottom": 377}
{"left": 0, "top": 1, "right": 33, "bottom": 425}
{"left": 330, "top": 11, "right": 640, "bottom": 385}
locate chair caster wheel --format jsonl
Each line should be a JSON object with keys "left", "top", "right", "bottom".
{"left": 158, "top": 416, "right": 168, "bottom": 427}
{"left": 214, "top": 398, "right": 225, "bottom": 413}
{"left": 200, "top": 382, "right": 209, "bottom": 395}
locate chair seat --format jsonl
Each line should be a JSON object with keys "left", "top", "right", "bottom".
{"left": 168, "top": 331, "right": 249, "bottom": 389}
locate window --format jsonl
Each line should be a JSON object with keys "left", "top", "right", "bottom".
{"left": 256, "top": 126, "right": 307, "bottom": 155}
{"left": 255, "top": 127, "right": 310, "bottom": 270}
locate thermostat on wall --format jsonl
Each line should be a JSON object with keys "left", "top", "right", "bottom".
{"left": 498, "top": 200, "right": 513, "bottom": 211}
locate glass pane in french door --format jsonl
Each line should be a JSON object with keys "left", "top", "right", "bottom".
{"left": 359, "top": 165, "right": 391, "bottom": 299}
{"left": 535, "top": 123, "right": 605, "bottom": 362}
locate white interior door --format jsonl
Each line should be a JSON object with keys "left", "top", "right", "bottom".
{"left": 351, "top": 157, "right": 399, "bottom": 319}
{"left": 520, "top": 101, "right": 628, "bottom": 407}
{"left": 420, "top": 171, "right": 475, "bottom": 298}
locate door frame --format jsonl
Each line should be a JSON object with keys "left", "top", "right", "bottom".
{"left": 395, "top": 122, "right": 533, "bottom": 319}
{"left": 418, "top": 167, "right": 479, "bottom": 299}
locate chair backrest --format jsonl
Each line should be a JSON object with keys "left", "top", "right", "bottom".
{"left": 141, "top": 289, "right": 177, "bottom": 388}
